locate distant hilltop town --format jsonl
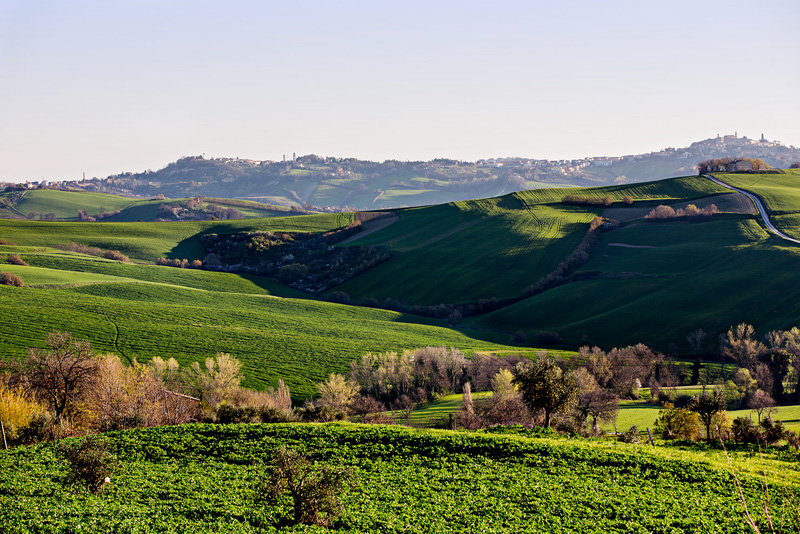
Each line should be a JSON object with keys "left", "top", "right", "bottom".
{"left": 476, "top": 133, "right": 792, "bottom": 175}
{"left": 4, "top": 134, "right": 799, "bottom": 212}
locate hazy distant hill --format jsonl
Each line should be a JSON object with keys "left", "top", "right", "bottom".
{"left": 30, "top": 134, "right": 800, "bottom": 211}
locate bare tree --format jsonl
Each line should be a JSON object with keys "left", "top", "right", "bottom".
{"left": 747, "top": 390, "right": 777, "bottom": 423}
{"left": 11, "top": 332, "right": 98, "bottom": 419}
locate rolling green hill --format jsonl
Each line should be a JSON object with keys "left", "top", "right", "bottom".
{"left": 0, "top": 423, "right": 795, "bottom": 533}
{"left": 0, "top": 252, "right": 513, "bottom": 399}
{"left": 472, "top": 215, "right": 800, "bottom": 349}
{"left": 714, "top": 170, "right": 800, "bottom": 239}
{"left": 0, "top": 212, "right": 353, "bottom": 262}
{"left": 5, "top": 189, "right": 294, "bottom": 222}
{"left": 334, "top": 176, "right": 729, "bottom": 306}
{"left": 716, "top": 169, "right": 800, "bottom": 212}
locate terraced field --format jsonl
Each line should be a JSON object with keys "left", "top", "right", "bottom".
{"left": 1, "top": 423, "right": 795, "bottom": 533}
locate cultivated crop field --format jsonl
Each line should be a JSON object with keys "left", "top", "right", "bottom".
{"left": 0, "top": 254, "right": 515, "bottom": 399}
{"left": 473, "top": 215, "right": 800, "bottom": 350}
{"left": 1, "top": 423, "right": 795, "bottom": 533}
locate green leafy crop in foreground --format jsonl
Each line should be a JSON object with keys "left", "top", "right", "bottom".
{"left": 1, "top": 423, "right": 796, "bottom": 533}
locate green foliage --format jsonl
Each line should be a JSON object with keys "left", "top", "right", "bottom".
{"left": 512, "top": 356, "right": 578, "bottom": 427}
{"left": 0, "top": 423, "right": 796, "bottom": 532}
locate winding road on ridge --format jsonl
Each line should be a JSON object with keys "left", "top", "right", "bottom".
{"left": 704, "top": 174, "right": 800, "bottom": 245}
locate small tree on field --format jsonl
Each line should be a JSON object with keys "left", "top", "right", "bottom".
{"left": 747, "top": 389, "right": 777, "bottom": 423}
{"left": 512, "top": 356, "right": 578, "bottom": 428}
{"left": 688, "top": 388, "right": 727, "bottom": 442}
{"left": 256, "top": 447, "right": 352, "bottom": 527}
{"left": 184, "top": 353, "right": 243, "bottom": 409}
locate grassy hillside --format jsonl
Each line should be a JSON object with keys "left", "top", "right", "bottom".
{"left": 472, "top": 212, "right": 800, "bottom": 351}
{"left": 1, "top": 423, "right": 796, "bottom": 533}
{"left": 13, "top": 189, "right": 140, "bottom": 219}
{"left": 0, "top": 212, "right": 353, "bottom": 262}
{"left": 715, "top": 170, "right": 800, "bottom": 239}
{"left": 716, "top": 169, "right": 800, "bottom": 212}
{"left": 0, "top": 250, "right": 514, "bottom": 399}
{"left": 8, "top": 189, "right": 293, "bottom": 222}
{"left": 335, "top": 176, "right": 728, "bottom": 306}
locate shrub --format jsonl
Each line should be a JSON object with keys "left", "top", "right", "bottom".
{"left": 298, "top": 404, "right": 347, "bottom": 422}
{"left": 278, "top": 263, "right": 309, "bottom": 283}
{"left": 101, "top": 250, "right": 129, "bottom": 262}
{"left": 535, "top": 331, "right": 562, "bottom": 345}
{"left": 256, "top": 447, "right": 352, "bottom": 527}
{"left": 0, "top": 238, "right": 7, "bottom": 245}
{"left": 57, "top": 435, "right": 118, "bottom": 493}
{"left": 653, "top": 402, "right": 700, "bottom": 441}
{"left": 214, "top": 403, "right": 260, "bottom": 424}
{"left": 0, "top": 384, "right": 45, "bottom": 441}
{"left": 7, "top": 254, "right": 27, "bottom": 266}
{"left": 0, "top": 271, "right": 23, "bottom": 287}
{"left": 732, "top": 417, "right": 761, "bottom": 444}
{"left": 623, "top": 195, "right": 633, "bottom": 205}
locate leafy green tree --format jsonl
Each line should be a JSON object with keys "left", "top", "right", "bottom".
{"left": 512, "top": 356, "right": 578, "bottom": 428}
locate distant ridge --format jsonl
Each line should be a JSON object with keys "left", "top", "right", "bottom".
{"left": 8, "top": 134, "right": 800, "bottom": 212}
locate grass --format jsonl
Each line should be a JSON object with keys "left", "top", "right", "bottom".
{"left": 337, "top": 198, "right": 598, "bottom": 305}
{"left": 0, "top": 278, "right": 515, "bottom": 400}
{"left": 14, "top": 189, "right": 140, "bottom": 219}
{"left": 1, "top": 423, "right": 797, "bottom": 533}
{"left": 610, "top": 400, "right": 800, "bottom": 433}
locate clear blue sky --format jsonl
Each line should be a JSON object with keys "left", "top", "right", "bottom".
{"left": 0, "top": 0, "right": 798, "bottom": 181}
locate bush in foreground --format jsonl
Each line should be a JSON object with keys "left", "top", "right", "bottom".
{"left": 256, "top": 446, "right": 352, "bottom": 527}
{"left": 57, "top": 435, "right": 118, "bottom": 493}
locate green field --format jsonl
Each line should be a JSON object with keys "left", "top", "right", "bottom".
{"left": 1, "top": 423, "right": 796, "bottom": 533}
{"left": 716, "top": 170, "right": 800, "bottom": 212}
{"left": 6, "top": 189, "right": 293, "bottom": 222}
{"left": 0, "top": 212, "right": 353, "bottom": 262}
{"left": 0, "top": 252, "right": 514, "bottom": 399}
{"left": 12, "top": 189, "right": 141, "bottom": 219}
{"left": 472, "top": 215, "right": 800, "bottom": 350}
{"left": 335, "top": 176, "right": 728, "bottom": 306}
